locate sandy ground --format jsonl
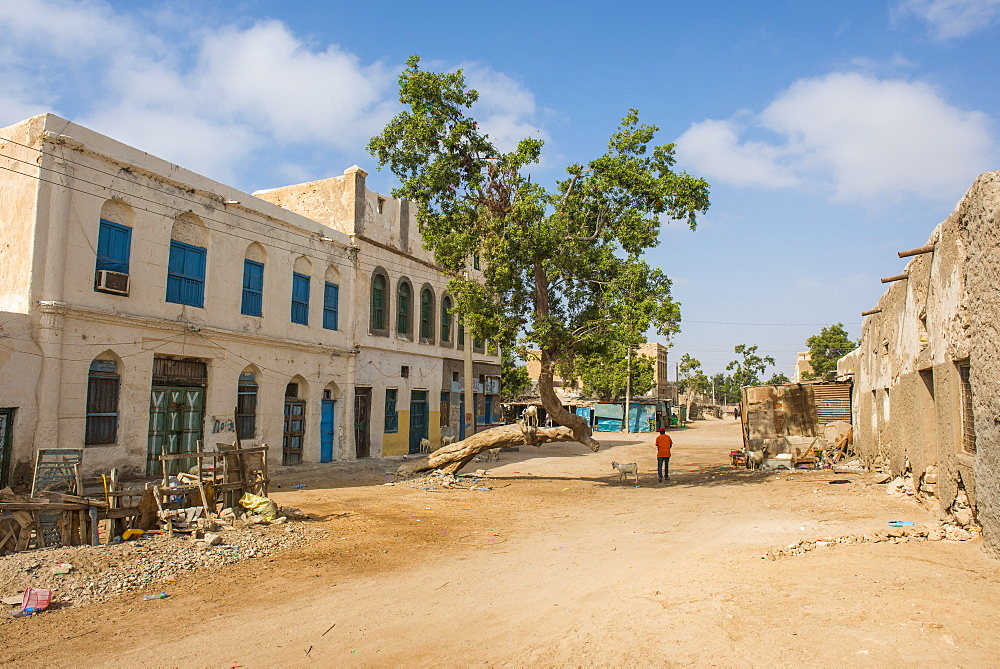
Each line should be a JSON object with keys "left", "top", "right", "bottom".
{"left": 3, "top": 418, "right": 1000, "bottom": 667}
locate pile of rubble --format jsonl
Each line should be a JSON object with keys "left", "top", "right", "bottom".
{"left": 761, "top": 520, "right": 981, "bottom": 560}
{"left": 384, "top": 470, "right": 494, "bottom": 491}
{"left": 0, "top": 506, "right": 325, "bottom": 608}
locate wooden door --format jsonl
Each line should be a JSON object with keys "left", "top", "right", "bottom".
{"left": 408, "top": 390, "right": 428, "bottom": 454}
{"left": 283, "top": 400, "right": 306, "bottom": 465}
{"left": 320, "top": 399, "right": 336, "bottom": 463}
{"left": 354, "top": 388, "right": 371, "bottom": 458}
{"left": 147, "top": 386, "right": 204, "bottom": 475}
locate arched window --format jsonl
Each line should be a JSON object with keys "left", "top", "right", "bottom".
{"left": 420, "top": 287, "right": 434, "bottom": 341}
{"left": 441, "top": 296, "right": 452, "bottom": 343}
{"left": 397, "top": 281, "right": 412, "bottom": 335}
{"left": 371, "top": 273, "right": 387, "bottom": 332}
{"left": 85, "top": 358, "right": 120, "bottom": 445}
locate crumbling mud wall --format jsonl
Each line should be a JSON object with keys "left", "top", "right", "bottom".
{"left": 963, "top": 173, "right": 1000, "bottom": 557}
{"left": 840, "top": 171, "right": 1000, "bottom": 555}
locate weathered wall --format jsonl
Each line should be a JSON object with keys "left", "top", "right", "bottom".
{"left": 841, "top": 171, "right": 1000, "bottom": 553}
{"left": 962, "top": 172, "right": 1000, "bottom": 555}
{"left": 0, "top": 116, "right": 44, "bottom": 314}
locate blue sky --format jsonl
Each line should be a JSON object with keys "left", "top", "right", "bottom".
{"left": 2, "top": 0, "right": 997, "bottom": 377}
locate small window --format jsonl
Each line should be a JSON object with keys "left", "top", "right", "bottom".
{"left": 85, "top": 359, "right": 120, "bottom": 445}
{"left": 397, "top": 282, "right": 411, "bottom": 334}
{"left": 166, "top": 240, "right": 206, "bottom": 307}
{"left": 95, "top": 219, "right": 132, "bottom": 275}
{"left": 458, "top": 320, "right": 465, "bottom": 346}
{"left": 452, "top": 371, "right": 459, "bottom": 383}
{"left": 241, "top": 260, "right": 264, "bottom": 317}
{"left": 420, "top": 288, "right": 433, "bottom": 340}
{"left": 371, "top": 273, "right": 386, "bottom": 331}
{"left": 377, "top": 197, "right": 385, "bottom": 214}
{"left": 473, "top": 254, "right": 480, "bottom": 270}
{"left": 323, "top": 282, "right": 339, "bottom": 331}
{"left": 441, "top": 297, "right": 452, "bottom": 342}
{"left": 384, "top": 389, "right": 398, "bottom": 432}
{"left": 401, "top": 365, "right": 410, "bottom": 378}
{"left": 291, "top": 272, "right": 310, "bottom": 325}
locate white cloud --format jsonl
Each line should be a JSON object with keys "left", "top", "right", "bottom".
{"left": 0, "top": 2, "right": 547, "bottom": 187}
{"left": 896, "top": 0, "right": 1000, "bottom": 40}
{"left": 676, "top": 72, "right": 996, "bottom": 205}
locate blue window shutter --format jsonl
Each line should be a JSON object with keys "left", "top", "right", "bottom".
{"left": 291, "top": 272, "right": 310, "bottom": 325}
{"left": 96, "top": 220, "right": 132, "bottom": 274}
{"left": 166, "top": 240, "right": 206, "bottom": 307}
{"left": 241, "top": 260, "right": 264, "bottom": 317}
{"left": 323, "top": 282, "right": 339, "bottom": 330}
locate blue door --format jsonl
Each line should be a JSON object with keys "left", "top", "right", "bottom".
{"left": 321, "top": 399, "right": 335, "bottom": 463}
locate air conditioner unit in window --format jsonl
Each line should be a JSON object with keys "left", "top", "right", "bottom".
{"left": 95, "top": 270, "right": 130, "bottom": 295}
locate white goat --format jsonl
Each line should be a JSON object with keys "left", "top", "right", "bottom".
{"left": 487, "top": 447, "right": 501, "bottom": 461}
{"left": 523, "top": 405, "right": 538, "bottom": 428}
{"left": 419, "top": 438, "right": 431, "bottom": 453}
{"left": 612, "top": 461, "right": 639, "bottom": 486}
{"left": 442, "top": 434, "right": 456, "bottom": 447}
{"left": 746, "top": 449, "right": 766, "bottom": 470}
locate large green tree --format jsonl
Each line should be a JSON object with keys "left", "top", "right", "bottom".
{"left": 499, "top": 349, "right": 531, "bottom": 400}
{"left": 573, "top": 345, "right": 656, "bottom": 402}
{"left": 369, "top": 57, "right": 709, "bottom": 470}
{"left": 803, "top": 323, "right": 856, "bottom": 381}
{"left": 726, "top": 344, "right": 776, "bottom": 389}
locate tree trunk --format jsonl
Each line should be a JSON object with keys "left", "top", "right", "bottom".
{"left": 396, "top": 422, "right": 590, "bottom": 475}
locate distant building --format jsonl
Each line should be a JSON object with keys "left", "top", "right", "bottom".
{"left": 794, "top": 352, "right": 813, "bottom": 382}
{"left": 523, "top": 341, "right": 673, "bottom": 402}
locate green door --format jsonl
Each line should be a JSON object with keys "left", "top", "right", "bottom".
{"left": 0, "top": 409, "right": 13, "bottom": 488}
{"left": 147, "top": 386, "right": 205, "bottom": 475}
{"left": 408, "top": 390, "right": 428, "bottom": 454}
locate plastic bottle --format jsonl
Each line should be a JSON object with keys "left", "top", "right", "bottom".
{"left": 143, "top": 592, "right": 169, "bottom": 601}
{"left": 11, "top": 607, "right": 38, "bottom": 617}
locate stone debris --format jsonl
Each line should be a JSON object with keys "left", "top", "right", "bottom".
{"left": 384, "top": 470, "right": 490, "bottom": 491}
{"left": 761, "top": 520, "right": 982, "bottom": 560}
{"left": 0, "top": 515, "right": 326, "bottom": 609}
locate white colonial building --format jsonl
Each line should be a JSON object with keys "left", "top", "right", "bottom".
{"left": 0, "top": 114, "right": 500, "bottom": 485}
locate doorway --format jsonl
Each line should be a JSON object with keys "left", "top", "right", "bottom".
{"left": 321, "top": 398, "right": 336, "bottom": 463}
{"left": 0, "top": 409, "right": 13, "bottom": 488}
{"left": 354, "top": 388, "right": 371, "bottom": 458}
{"left": 283, "top": 383, "right": 306, "bottom": 465}
{"left": 408, "top": 390, "right": 428, "bottom": 454}
{"left": 147, "top": 386, "right": 205, "bottom": 475}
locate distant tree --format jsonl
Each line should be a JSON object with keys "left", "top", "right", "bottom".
{"left": 766, "top": 372, "right": 790, "bottom": 385}
{"left": 803, "top": 323, "right": 856, "bottom": 381}
{"left": 710, "top": 372, "right": 740, "bottom": 404}
{"left": 677, "top": 353, "right": 710, "bottom": 396}
{"left": 573, "top": 343, "right": 655, "bottom": 402}
{"left": 370, "top": 56, "right": 710, "bottom": 473}
{"left": 500, "top": 349, "right": 531, "bottom": 400}
{"left": 726, "top": 344, "right": 776, "bottom": 389}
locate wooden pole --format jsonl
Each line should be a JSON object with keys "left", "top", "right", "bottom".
{"left": 898, "top": 244, "right": 935, "bottom": 258}
{"left": 881, "top": 273, "right": 908, "bottom": 283}
{"left": 861, "top": 308, "right": 882, "bottom": 316}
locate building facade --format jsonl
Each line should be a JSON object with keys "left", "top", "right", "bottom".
{"left": 838, "top": 171, "right": 1000, "bottom": 555}
{"left": 0, "top": 114, "right": 499, "bottom": 485}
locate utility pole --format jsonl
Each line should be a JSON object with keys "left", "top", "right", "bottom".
{"left": 464, "top": 317, "right": 474, "bottom": 439}
{"left": 624, "top": 345, "right": 632, "bottom": 433}
{"left": 712, "top": 376, "right": 716, "bottom": 405}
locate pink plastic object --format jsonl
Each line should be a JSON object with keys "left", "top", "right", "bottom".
{"left": 21, "top": 588, "right": 52, "bottom": 612}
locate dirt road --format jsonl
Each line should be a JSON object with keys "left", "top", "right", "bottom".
{"left": 4, "top": 419, "right": 1000, "bottom": 666}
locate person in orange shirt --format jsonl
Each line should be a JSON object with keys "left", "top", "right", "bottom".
{"left": 655, "top": 427, "right": 673, "bottom": 483}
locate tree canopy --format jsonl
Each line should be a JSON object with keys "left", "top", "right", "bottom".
{"left": 803, "top": 323, "right": 856, "bottom": 381}
{"left": 369, "top": 56, "right": 710, "bottom": 450}
{"left": 726, "top": 344, "right": 776, "bottom": 389}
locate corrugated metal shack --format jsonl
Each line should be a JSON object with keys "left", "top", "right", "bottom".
{"left": 741, "top": 381, "right": 852, "bottom": 454}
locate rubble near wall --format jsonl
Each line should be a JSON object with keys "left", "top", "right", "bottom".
{"left": 840, "top": 172, "right": 1000, "bottom": 553}
{"left": 963, "top": 172, "right": 1000, "bottom": 556}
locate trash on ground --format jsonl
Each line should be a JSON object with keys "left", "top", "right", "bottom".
{"left": 239, "top": 493, "right": 279, "bottom": 521}
{"left": 889, "top": 521, "right": 915, "bottom": 526}
{"left": 143, "top": 592, "right": 169, "bottom": 600}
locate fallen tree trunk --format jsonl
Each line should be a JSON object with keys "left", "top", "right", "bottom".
{"left": 396, "top": 421, "right": 601, "bottom": 475}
